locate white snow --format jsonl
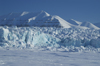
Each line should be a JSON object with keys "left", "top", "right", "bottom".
{"left": 52, "top": 15, "right": 71, "bottom": 28}
{"left": 20, "top": 11, "right": 29, "bottom": 16}
{"left": 81, "top": 21, "right": 100, "bottom": 29}
{"left": 28, "top": 17, "right": 36, "bottom": 23}
{"left": 67, "top": 19, "right": 82, "bottom": 26}
{"left": 0, "top": 49, "right": 100, "bottom": 66}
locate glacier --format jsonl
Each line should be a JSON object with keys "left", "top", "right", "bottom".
{"left": 0, "top": 26, "right": 100, "bottom": 52}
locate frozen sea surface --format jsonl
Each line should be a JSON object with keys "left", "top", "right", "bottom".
{"left": 0, "top": 49, "right": 100, "bottom": 66}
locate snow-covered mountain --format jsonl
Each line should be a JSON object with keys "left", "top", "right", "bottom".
{"left": 67, "top": 19, "right": 82, "bottom": 26}
{"left": 0, "top": 11, "right": 71, "bottom": 28}
{"left": 80, "top": 21, "right": 100, "bottom": 29}
{"left": 66, "top": 19, "right": 100, "bottom": 29}
{"left": 0, "top": 11, "right": 99, "bottom": 29}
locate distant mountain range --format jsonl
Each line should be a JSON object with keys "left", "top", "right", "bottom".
{"left": 0, "top": 11, "right": 100, "bottom": 29}
{"left": 66, "top": 19, "right": 100, "bottom": 29}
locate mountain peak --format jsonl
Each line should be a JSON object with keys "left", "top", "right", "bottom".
{"left": 39, "top": 10, "right": 50, "bottom": 17}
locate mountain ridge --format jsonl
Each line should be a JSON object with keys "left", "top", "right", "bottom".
{"left": 0, "top": 11, "right": 99, "bottom": 29}
{"left": 80, "top": 21, "right": 100, "bottom": 29}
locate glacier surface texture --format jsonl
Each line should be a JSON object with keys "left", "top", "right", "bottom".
{"left": 0, "top": 26, "right": 100, "bottom": 52}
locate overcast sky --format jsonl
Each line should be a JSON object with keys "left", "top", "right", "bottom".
{"left": 0, "top": 0, "right": 100, "bottom": 23}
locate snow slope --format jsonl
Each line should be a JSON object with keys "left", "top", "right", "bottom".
{"left": 67, "top": 19, "right": 100, "bottom": 29}
{"left": 67, "top": 19, "right": 82, "bottom": 26}
{"left": 81, "top": 21, "right": 100, "bottom": 29}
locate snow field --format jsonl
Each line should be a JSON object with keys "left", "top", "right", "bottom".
{"left": 0, "top": 49, "right": 100, "bottom": 66}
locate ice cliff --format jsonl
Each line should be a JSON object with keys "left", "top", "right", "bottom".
{"left": 0, "top": 26, "right": 100, "bottom": 51}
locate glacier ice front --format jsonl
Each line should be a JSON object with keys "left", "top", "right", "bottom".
{"left": 0, "top": 26, "right": 61, "bottom": 48}
{"left": 0, "top": 26, "right": 100, "bottom": 51}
